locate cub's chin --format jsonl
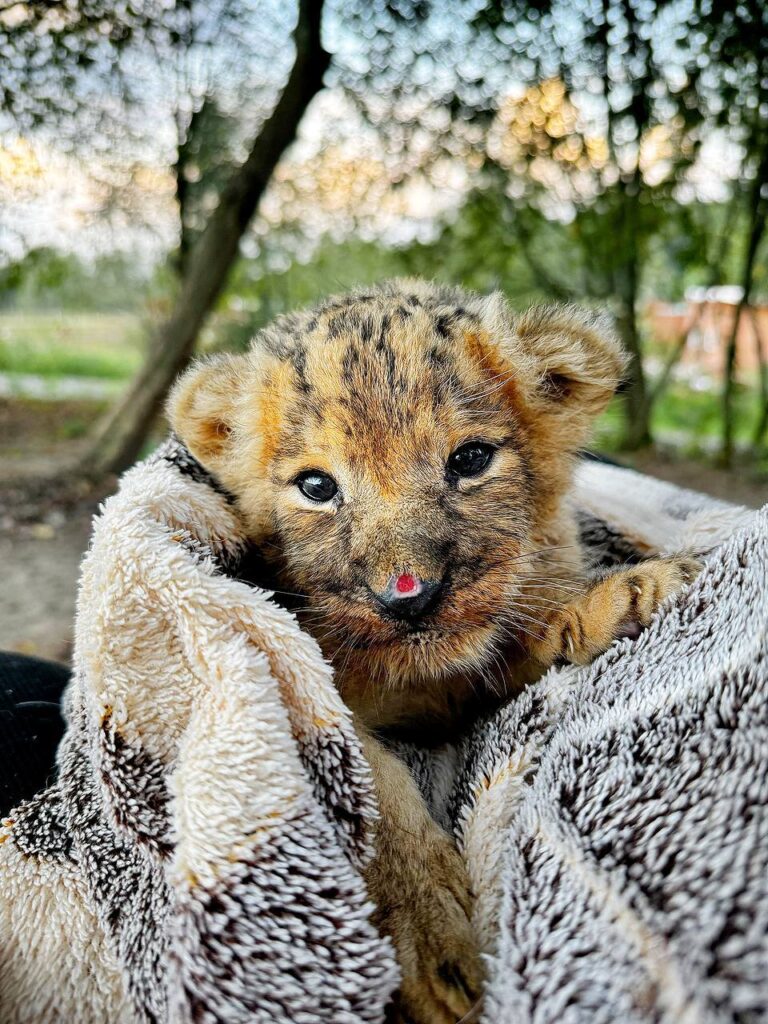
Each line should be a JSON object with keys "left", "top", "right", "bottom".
{"left": 327, "top": 617, "right": 506, "bottom": 688}
{"left": 393, "top": 621, "right": 505, "bottom": 678}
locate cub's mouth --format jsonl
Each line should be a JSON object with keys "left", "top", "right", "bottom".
{"left": 250, "top": 545, "right": 516, "bottom": 672}
{"left": 310, "top": 578, "right": 510, "bottom": 654}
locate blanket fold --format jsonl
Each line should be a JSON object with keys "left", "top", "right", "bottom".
{"left": 1, "top": 438, "right": 766, "bottom": 1024}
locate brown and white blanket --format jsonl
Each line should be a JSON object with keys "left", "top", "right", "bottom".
{"left": 1, "top": 438, "right": 766, "bottom": 1023}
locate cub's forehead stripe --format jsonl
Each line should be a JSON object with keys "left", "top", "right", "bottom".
{"left": 247, "top": 287, "right": 540, "bottom": 483}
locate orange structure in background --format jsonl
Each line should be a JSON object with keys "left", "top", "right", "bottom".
{"left": 646, "top": 288, "right": 768, "bottom": 377}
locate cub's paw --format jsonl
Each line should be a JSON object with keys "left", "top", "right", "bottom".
{"left": 611, "top": 555, "right": 701, "bottom": 641}
{"left": 539, "top": 555, "right": 701, "bottom": 666}
{"left": 376, "top": 827, "right": 484, "bottom": 1024}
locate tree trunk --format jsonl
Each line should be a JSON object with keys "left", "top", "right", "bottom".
{"left": 647, "top": 187, "right": 739, "bottom": 413}
{"left": 616, "top": 299, "right": 652, "bottom": 449}
{"left": 721, "top": 293, "right": 767, "bottom": 467}
{"left": 172, "top": 100, "right": 208, "bottom": 280}
{"left": 615, "top": 182, "right": 651, "bottom": 450}
{"left": 720, "top": 300, "right": 745, "bottom": 467}
{"left": 749, "top": 307, "right": 768, "bottom": 453}
{"left": 81, "top": 0, "right": 328, "bottom": 479}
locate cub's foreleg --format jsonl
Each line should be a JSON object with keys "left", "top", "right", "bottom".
{"left": 356, "top": 724, "right": 483, "bottom": 1024}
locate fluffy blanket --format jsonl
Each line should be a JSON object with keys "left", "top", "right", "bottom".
{"left": 0, "top": 438, "right": 766, "bottom": 1024}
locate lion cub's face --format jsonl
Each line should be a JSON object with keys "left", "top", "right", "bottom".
{"left": 169, "top": 281, "right": 624, "bottom": 685}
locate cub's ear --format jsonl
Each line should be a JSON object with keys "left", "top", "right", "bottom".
{"left": 514, "top": 305, "right": 627, "bottom": 420}
{"left": 166, "top": 353, "right": 248, "bottom": 468}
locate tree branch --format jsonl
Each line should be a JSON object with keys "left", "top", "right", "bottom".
{"left": 82, "top": 0, "right": 329, "bottom": 477}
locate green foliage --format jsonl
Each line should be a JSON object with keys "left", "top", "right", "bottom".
{"left": 218, "top": 188, "right": 574, "bottom": 341}
{"left": 219, "top": 237, "right": 426, "bottom": 347}
{"left": 652, "top": 380, "right": 762, "bottom": 449}
{"left": 0, "top": 249, "right": 73, "bottom": 303}
{"left": 0, "top": 249, "right": 149, "bottom": 312}
{"left": 595, "top": 381, "right": 763, "bottom": 456}
{"left": 0, "top": 1, "right": 163, "bottom": 132}
{"left": 4, "top": 0, "right": 768, "bottom": 469}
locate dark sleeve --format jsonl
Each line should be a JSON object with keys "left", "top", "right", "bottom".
{"left": 0, "top": 652, "right": 69, "bottom": 817}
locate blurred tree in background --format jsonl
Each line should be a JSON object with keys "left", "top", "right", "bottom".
{"left": 693, "top": 0, "right": 768, "bottom": 464}
{"left": 2, "top": 0, "right": 328, "bottom": 473}
{"left": 474, "top": 1, "right": 706, "bottom": 449}
{"left": 0, "top": 0, "right": 766, "bottom": 478}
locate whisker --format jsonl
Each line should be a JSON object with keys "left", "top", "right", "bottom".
{"left": 511, "top": 607, "right": 548, "bottom": 626}
{"left": 495, "top": 574, "right": 586, "bottom": 594}
{"left": 510, "top": 545, "right": 582, "bottom": 564}
{"left": 453, "top": 367, "right": 514, "bottom": 400}
{"left": 517, "top": 576, "right": 585, "bottom": 592}
{"left": 517, "top": 595, "right": 568, "bottom": 610}
{"left": 507, "top": 620, "right": 544, "bottom": 642}
{"left": 456, "top": 369, "right": 517, "bottom": 403}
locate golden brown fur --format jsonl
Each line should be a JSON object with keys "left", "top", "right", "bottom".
{"left": 168, "top": 279, "right": 698, "bottom": 1022}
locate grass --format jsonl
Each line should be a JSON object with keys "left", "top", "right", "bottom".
{"left": 0, "top": 311, "right": 145, "bottom": 380}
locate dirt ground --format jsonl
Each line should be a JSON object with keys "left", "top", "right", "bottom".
{"left": 627, "top": 450, "right": 768, "bottom": 509}
{"left": 1, "top": 423, "right": 766, "bottom": 666}
{"left": 0, "top": 514, "right": 93, "bottom": 663}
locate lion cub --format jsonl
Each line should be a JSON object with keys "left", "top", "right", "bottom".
{"left": 168, "top": 280, "right": 698, "bottom": 1023}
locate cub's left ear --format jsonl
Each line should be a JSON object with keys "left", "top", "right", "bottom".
{"left": 513, "top": 304, "right": 627, "bottom": 421}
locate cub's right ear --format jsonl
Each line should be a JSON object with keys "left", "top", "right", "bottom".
{"left": 166, "top": 353, "right": 247, "bottom": 468}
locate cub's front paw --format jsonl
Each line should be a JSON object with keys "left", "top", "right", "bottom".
{"left": 539, "top": 554, "right": 701, "bottom": 666}
{"left": 374, "top": 826, "right": 484, "bottom": 1024}
{"left": 612, "top": 555, "right": 701, "bottom": 641}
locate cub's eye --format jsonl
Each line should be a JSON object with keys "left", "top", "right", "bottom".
{"left": 446, "top": 442, "right": 496, "bottom": 479}
{"left": 295, "top": 471, "right": 338, "bottom": 503}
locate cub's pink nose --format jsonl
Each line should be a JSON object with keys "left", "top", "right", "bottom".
{"left": 372, "top": 572, "right": 445, "bottom": 621}
{"left": 394, "top": 573, "right": 419, "bottom": 595}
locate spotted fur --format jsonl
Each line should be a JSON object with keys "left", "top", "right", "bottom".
{"left": 169, "top": 279, "right": 698, "bottom": 1022}
{"left": 169, "top": 281, "right": 630, "bottom": 719}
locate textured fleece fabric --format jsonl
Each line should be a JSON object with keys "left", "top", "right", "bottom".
{"left": 0, "top": 437, "right": 765, "bottom": 1024}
